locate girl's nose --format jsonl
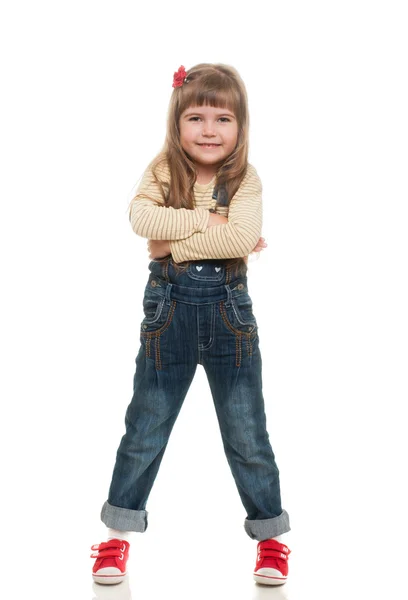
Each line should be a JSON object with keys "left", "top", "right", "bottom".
{"left": 202, "top": 121, "right": 216, "bottom": 137}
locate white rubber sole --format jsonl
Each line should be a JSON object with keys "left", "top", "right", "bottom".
{"left": 93, "top": 567, "right": 126, "bottom": 585}
{"left": 93, "top": 574, "right": 126, "bottom": 585}
{"left": 253, "top": 567, "right": 287, "bottom": 586}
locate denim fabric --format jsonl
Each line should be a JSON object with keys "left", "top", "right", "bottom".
{"left": 101, "top": 259, "right": 290, "bottom": 540}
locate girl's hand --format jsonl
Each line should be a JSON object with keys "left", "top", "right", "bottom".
{"left": 147, "top": 239, "right": 171, "bottom": 259}
{"left": 251, "top": 237, "right": 267, "bottom": 253}
{"left": 243, "top": 237, "right": 268, "bottom": 264}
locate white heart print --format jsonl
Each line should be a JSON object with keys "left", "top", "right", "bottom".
{"left": 215, "top": 267, "right": 221, "bottom": 272}
{"left": 196, "top": 266, "right": 203, "bottom": 271}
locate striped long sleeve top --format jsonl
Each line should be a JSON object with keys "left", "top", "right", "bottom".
{"left": 129, "top": 162, "right": 263, "bottom": 263}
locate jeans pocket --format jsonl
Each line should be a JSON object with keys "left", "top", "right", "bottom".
{"left": 141, "top": 287, "right": 175, "bottom": 334}
{"left": 221, "top": 293, "right": 258, "bottom": 335}
{"left": 142, "top": 289, "right": 166, "bottom": 324}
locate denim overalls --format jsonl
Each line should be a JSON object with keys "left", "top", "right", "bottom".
{"left": 101, "top": 258, "right": 290, "bottom": 540}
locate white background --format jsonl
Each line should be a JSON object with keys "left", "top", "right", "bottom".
{"left": 1, "top": 1, "right": 407, "bottom": 599}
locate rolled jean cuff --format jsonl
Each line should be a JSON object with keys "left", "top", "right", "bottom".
{"left": 244, "top": 509, "right": 291, "bottom": 540}
{"left": 101, "top": 501, "right": 148, "bottom": 532}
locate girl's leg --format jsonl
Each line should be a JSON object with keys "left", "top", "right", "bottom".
{"left": 102, "top": 296, "right": 198, "bottom": 532}
{"left": 202, "top": 296, "right": 290, "bottom": 541}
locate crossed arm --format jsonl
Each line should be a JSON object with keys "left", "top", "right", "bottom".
{"left": 148, "top": 212, "right": 267, "bottom": 262}
{"left": 132, "top": 163, "right": 267, "bottom": 262}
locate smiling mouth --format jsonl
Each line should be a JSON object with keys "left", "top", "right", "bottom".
{"left": 198, "top": 144, "right": 221, "bottom": 147}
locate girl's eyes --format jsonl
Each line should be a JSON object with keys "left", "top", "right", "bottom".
{"left": 188, "top": 117, "right": 231, "bottom": 122}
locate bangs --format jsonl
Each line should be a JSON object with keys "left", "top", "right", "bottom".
{"left": 179, "top": 77, "right": 240, "bottom": 118}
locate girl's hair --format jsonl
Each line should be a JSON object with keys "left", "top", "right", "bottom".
{"left": 146, "top": 63, "right": 250, "bottom": 275}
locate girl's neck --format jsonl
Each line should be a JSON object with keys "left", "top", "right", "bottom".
{"left": 195, "top": 166, "right": 217, "bottom": 185}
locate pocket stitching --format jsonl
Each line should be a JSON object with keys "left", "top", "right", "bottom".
{"left": 231, "top": 296, "right": 257, "bottom": 327}
{"left": 219, "top": 301, "right": 257, "bottom": 337}
{"left": 142, "top": 295, "right": 166, "bottom": 325}
{"left": 141, "top": 300, "right": 177, "bottom": 337}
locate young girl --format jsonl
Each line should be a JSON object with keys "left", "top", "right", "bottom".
{"left": 91, "top": 63, "right": 291, "bottom": 586}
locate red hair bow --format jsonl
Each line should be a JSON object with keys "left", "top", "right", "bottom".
{"left": 172, "top": 65, "right": 187, "bottom": 88}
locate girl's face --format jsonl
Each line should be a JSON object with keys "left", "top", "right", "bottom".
{"left": 179, "top": 104, "right": 238, "bottom": 179}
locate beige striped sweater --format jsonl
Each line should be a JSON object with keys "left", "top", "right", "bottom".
{"left": 129, "top": 162, "right": 263, "bottom": 263}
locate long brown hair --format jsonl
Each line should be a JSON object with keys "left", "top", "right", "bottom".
{"left": 147, "top": 63, "right": 251, "bottom": 275}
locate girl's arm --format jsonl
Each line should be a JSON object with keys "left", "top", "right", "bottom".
{"left": 147, "top": 212, "right": 225, "bottom": 258}
{"left": 129, "top": 165, "right": 210, "bottom": 241}
{"left": 148, "top": 233, "right": 267, "bottom": 260}
{"left": 168, "top": 165, "right": 263, "bottom": 262}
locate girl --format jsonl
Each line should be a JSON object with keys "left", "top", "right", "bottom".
{"left": 91, "top": 64, "right": 291, "bottom": 587}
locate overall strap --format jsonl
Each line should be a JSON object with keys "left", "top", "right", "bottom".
{"left": 212, "top": 184, "right": 231, "bottom": 283}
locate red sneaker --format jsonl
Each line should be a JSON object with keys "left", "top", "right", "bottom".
{"left": 253, "top": 538, "right": 291, "bottom": 585}
{"left": 91, "top": 539, "right": 130, "bottom": 585}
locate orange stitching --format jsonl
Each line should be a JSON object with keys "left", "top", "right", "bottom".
{"left": 159, "top": 301, "right": 176, "bottom": 336}
{"left": 219, "top": 302, "right": 257, "bottom": 338}
{"left": 141, "top": 301, "right": 177, "bottom": 338}
{"left": 219, "top": 301, "right": 257, "bottom": 365}
{"left": 236, "top": 333, "right": 242, "bottom": 367}
{"left": 141, "top": 301, "right": 177, "bottom": 370}
{"left": 220, "top": 302, "right": 242, "bottom": 366}
{"left": 247, "top": 334, "right": 253, "bottom": 357}
{"left": 156, "top": 336, "right": 161, "bottom": 370}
